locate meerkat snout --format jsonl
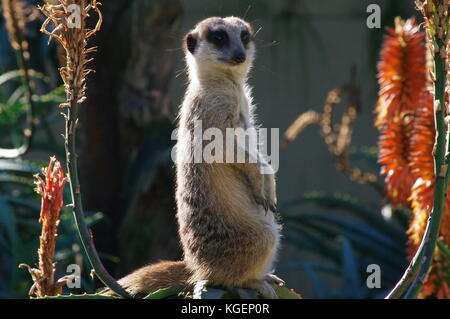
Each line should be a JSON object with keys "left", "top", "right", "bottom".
{"left": 184, "top": 17, "right": 255, "bottom": 70}
{"left": 229, "top": 49, "right": 246, "bottom": 65}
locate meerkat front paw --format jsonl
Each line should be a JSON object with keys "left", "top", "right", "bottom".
{"left": 253, "top": 193, "right": 276, "bottom": 214}
{"left": 253, "top": 193, "right": 270, "bottom": 212}
{"left": 263, "top": 174, "right": 277, "bottom": 213}
{"left": 265, "top": 273, "right": 285, "bottom": 286}
{"left": 252, "top": 175, "right": 277, "bottom": 214}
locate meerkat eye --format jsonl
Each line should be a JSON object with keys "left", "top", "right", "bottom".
{"left": 207, "top": 30, "right": 228, "bottom": 47}
{"left": 241, "top": 30, "right": 250, "bottom": 45}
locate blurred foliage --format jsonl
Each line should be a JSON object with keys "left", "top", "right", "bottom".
{"left": 279, "top": 191, "right": 408, "bottom": 299}
{"left": 0, "top": 156, "right": 107, "bottom": 297}
{"left": 0, "top": 70, "right": 64, "bottom": 155}
{"left": 0, "top": 67, "right": 100, "bottom": 297}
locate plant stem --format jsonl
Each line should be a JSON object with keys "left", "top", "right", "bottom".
{"left": 384, "top": 247, "right": 425, "bottom": 298}
{"left": 386, "top": 1, "right": 448, "bottom": 298}
{"left": 403, "top": 35, "right": 447, "bottom": 298}
{"left": 64, "top": 97, "right": 131, "bottom": 298}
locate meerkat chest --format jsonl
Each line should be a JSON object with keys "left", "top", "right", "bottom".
{"left": 237, "top": 89, "right": 253, "bottom": 130}
{"left": 239, "top": 99, "right": 250, "bottom": 129}
{"left": 192, "top": 85, "right": 251, "bottom": 130}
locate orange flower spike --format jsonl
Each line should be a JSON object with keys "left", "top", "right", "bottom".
{"left": 376, "top": 17, "right": 428, "bottom": 208}
{"left": 32, "top": 157, "right": 67, "bottom": 297}
{"left": 375, "top": 17, "right": 426, "bottom": 128}
{"left": 408, "top": 91, "right": 450, "bottom": 298}
{"left": 378, "top": 118, "right": 415, "bottom": 206}
{"left": 34, "top": 156, "right": 67, "bottom": 224}
{"left": 376, "top": 14, "right": 450, "bottom": 299}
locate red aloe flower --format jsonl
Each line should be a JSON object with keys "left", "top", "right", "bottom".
{"left": 378, "top": 116, "right": 415, "bottom": 206}
{"left": 376, "top": 17, "right": 450, "bottom": 298}
{"left": 376, "top": 17, "right": 426, "bottom": 207}
{"left": 375, "top": 17, "right": 426, "bottom": 128}
{"left": 35, "top": 156, "right": 67, "bottom": 225}
{"left": 409, "top": 92, "right": 450, "bottom": 298}
{"left": 409, "top": 94, "right": 436, "bottom": 248}
{"left": 35, "top": 156, "right": 68, "bottom": 297}
{"left": 20, "top": 157, "right": 68, "bottom": 297}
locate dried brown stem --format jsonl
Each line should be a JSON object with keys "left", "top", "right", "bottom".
{"left": 39, "top": 0, "right": 130, "bottom": 298}
{"left": 282, "top": 68, "right": 377, "bottom": 185}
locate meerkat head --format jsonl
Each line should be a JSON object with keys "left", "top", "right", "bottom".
{"left": 184, "top": 17, "right": 255, "bottom": 81}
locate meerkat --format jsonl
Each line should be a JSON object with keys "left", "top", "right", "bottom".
{"left": 108, "top": 16, "right": 282, "bottom": 299}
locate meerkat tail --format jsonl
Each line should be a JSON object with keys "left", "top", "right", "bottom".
{"left": 102, "top": 261, "right": 190, "bottom": 297}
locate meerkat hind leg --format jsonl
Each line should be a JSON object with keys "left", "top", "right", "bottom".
{"left": 240, "top": 278, "right": 278, "bottom": 299}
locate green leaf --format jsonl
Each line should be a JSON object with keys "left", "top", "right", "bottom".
{"left": 2, "top": 195, "right": 40, "bottom": 212}
{"left": 273, "top": 285, "right": 302, "bottom": 299}
{"left": 0, "top": 159, "right": 39, "bottom": 175}
{"left": 34, "top": 294, "right": 120, "bottom": 299}
{"left": 7, "top": 86, "right": 24, "bottom": 105}
{"left": 284, "top": 224, "right": 341, "bottom": 263}
{"left": 0, "top": 69, "right": 48, "bottom": 87}
{"left": 301, "top": 263, "right": 328, "bottom": 298}
{"left": 0, "top": 196, "right": 22, "bottom": 286}
{"left": 0, "top": 197, "right": 20, "bottom": 252}
{"left": 288, "top": 218, "right": 405, "bottom": 269}
{"left": 0, "top": 172, "right": 34, "bottom": 187}
{"left": 340, "top": 238, "right": 361, "bottom": 298}
{"left": 144, "top": 286, "right": 186, "bottom": 299}
{"left": 281, "top": 192, "right": 405, "bottom": 242}
{"left": 285, "top": 212, "right": 405, "bottom": 255}
{"left": 278, "top": 261, "right": 340, "bottom": 275}
{"left": 284, "top": 218, "right": 405, "bottom": 284}
{"left": 34, "top": 86, "right": 65, "bottom": 104}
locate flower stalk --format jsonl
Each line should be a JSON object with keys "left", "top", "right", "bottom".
{"left": 386, "top": 0, "right": 450, "bottom": 298}
{"left": 19, "top": 157, "right": 68, "bottom": 297}
{"left": 39, "top": 0, "right": 130, "bottom": 298}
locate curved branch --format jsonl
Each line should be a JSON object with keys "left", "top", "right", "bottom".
{"left": 64, "top": 98, "right": 131, "bottom": 298}
{"left": 386, "top": 0, "right": 448, "bottom": 299}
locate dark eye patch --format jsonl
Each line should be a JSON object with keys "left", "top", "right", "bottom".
{"left": 207, "top": 29, "right": 228, "bottom": 48}
{"left": 241, "top": 29, "right": 250, "bottom": 46}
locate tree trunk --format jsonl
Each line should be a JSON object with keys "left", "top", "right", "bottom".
{"left": 80, "top": 0, "right": 183, "bottom": 277}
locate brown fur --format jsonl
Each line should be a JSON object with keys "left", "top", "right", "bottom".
{"left": 115, "top": 261, "right": 189, "bottom": 297}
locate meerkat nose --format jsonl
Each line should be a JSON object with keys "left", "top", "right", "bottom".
{"left": 230, "top": 50, "right": 246, "bottom": 64}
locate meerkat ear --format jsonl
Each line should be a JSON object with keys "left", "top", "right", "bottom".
{"left": 185, "top": 33, "right": 197, "bottom": 54}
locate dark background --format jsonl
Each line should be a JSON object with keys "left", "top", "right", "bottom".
{"left": 0, "top": 0, "right": 418, "bottom": 298}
